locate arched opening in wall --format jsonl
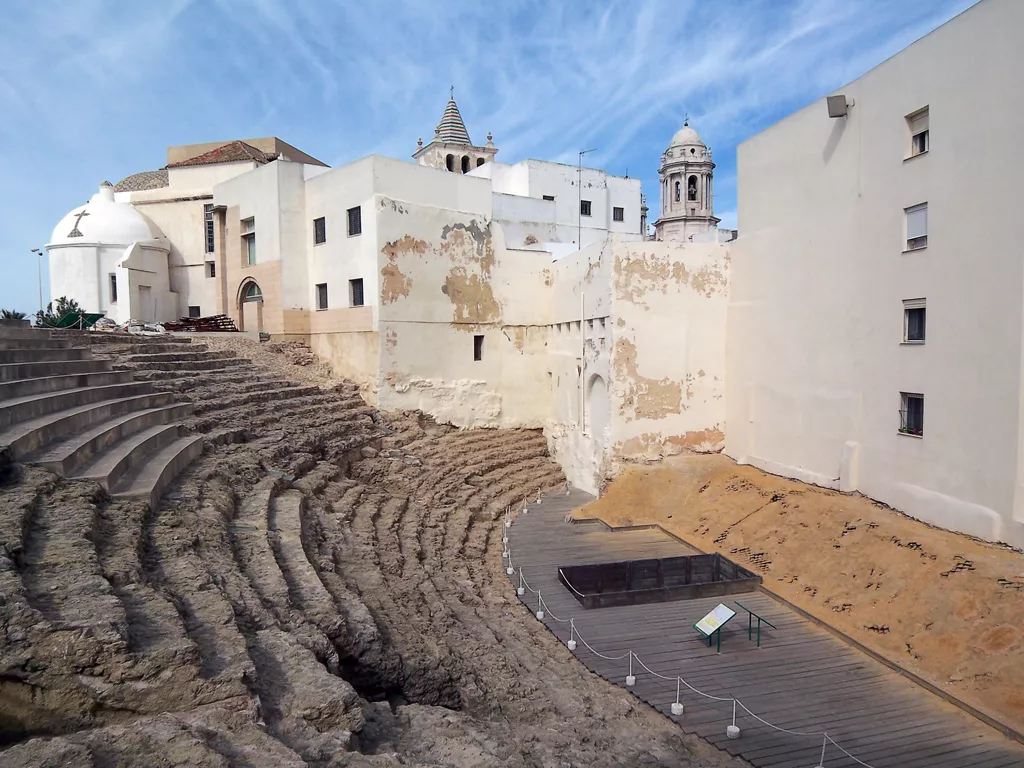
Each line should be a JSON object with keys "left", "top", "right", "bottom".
{"left": 586, "top": 373, "right": 609, "bottom": 442}
{"left": 476, "top": 157, "right": 485, "bottom": 167}
{"left": 461, "top": 155, "right": 470, "bottom": 173}
{"left": 446, "top": 154, "right": 454, "bottom": 172}
{"left": 237, "top": 278, "right": 264, "bottom": 333}
{"left": 688, "top": 175, "right": 698, "bottom": 202}
{"left": 674, "top": 181, "right": 681, "bottom": 202}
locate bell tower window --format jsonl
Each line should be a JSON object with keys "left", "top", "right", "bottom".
{"left": 688, "top": 175, "right": 698, "bottom": 202}
{"left": 445, "top": 154, "right": 454, "bottom": 172}
{"left": 674, "top": 181, "right": 681, "bottom": 202}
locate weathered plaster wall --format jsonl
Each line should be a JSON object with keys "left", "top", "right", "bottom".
{"left": 375, "top": 197, "right": 552, "bottom": 428}
{"left": 610, "top": 241, "right": 729, "bottom": 469}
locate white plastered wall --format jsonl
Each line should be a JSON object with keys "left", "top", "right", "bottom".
{"left": 726, "top": 0, "right": 1024, "bottom": 547}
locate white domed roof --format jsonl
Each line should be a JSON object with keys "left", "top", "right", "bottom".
{"left": 48, "top": 183, "right": 166, "bottom": 246}
{"left": 669, "top": 123, "right": 705, "bottom": 148}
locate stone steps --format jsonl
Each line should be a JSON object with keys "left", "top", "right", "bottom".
{"left": 0, "top": 370, "right": 134, "bottom": 402}
{"left": 0, "top": 347, "right": 92, "bottom": 364}
{"left": 110, "top": 434, "right": 205, "bottom": 508}
{"left": 0, "top": 338, "right": 73, "bottom": 351}
{"left": 117, "top": 357, "right": 254, "bottom": 372}
{"left": 0, "top": 357, "right": 112, "bottom": 382}
{"left": 0, "top": 392, "right": 177, "bottom": 459}
{"left": 33, "top": 404, "right": 192, "bottom": 478}
{"left": 124, "top": 350, "right": 237, "bottom": 364}
{"left": 0, "top": 381, "right": 155, "bottom": 430}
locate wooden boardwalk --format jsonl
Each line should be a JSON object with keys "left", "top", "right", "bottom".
{"left": 506, "top": 489, "right": 1024, "bottom": 768}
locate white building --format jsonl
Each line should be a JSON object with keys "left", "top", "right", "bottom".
{"left": 726, "top": 0, "right": 1024, "bottom": 548}
{"left": 45, "top": 98, "right": 723, "bottom": 496}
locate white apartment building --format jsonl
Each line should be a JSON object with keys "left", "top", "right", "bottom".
{"left": 726, "top": 0, "right": 1024, "bottom": 547}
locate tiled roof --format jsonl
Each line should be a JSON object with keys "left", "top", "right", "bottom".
{"left": 113, "top": 169, "right": 169, "bottom": 193}
{"left": 166, "top": 140, "right": 277, "bottom": 168}
{"left": 435, "top": 99, "right": 471, "bottom": 145}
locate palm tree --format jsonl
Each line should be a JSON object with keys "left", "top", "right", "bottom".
{"left": 0, "top": 309, "right": 27, "bottom": 320}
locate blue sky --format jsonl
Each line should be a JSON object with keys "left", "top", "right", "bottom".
{"left": 0, "top": 0, "right": 977, "bottom": 315}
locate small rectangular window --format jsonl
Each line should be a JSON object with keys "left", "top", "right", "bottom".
{"left": 316, "top": 283, "right": 328, "bottom": 310}
{"left": 903, "top": 298, "right": 926, "bottom": 343}
{"left": 905, "top": 203, "right": 927, "bottom": 250}
{"left": 900, "top": 392, "right": 924, "bottom": 436}
{"left": 580, "top": 200, "right": 592, "bottom": 217}
{"left": 347, "top": 206, "right": 362, "bottom": 236}
{"left": 314, "top": 216, "right": 326, "bottom": 245}
{"left": 473, "top": 334, "right": 484, "bottom": 361}
{"left": 204, "top": 204, "right": 215, "bottom": 253}
{"left": 907, "top": 108, "right": 929, "bottom": 157}
{"left": 188, "top": 305, "right": 201, "bottom": 318}
{"left": 542, "top": 195, "right": 555, "bottom": 201}
{"left": 613, "top": 206, "right": 624, "bottom": 222}
{"left": 349, "top": 278, "right": 364, "bottom": 307}
{"left": 206, "top": 261, "right": 216, "bottom": 278}
{"left": 109, "top": 274, "right": 118, "bottom": 303}
{"left": 241, "top": 217, "right": 256, "bottom": 265}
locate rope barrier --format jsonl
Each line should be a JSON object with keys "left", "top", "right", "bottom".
{"left": 506, "top": 506, "right": 880, "bottom": 768}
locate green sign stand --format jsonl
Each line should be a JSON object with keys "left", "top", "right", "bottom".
{"left": 734, "top": 601, "right": 777, "bottom": 648}
{"left": 693, "top": 603, "right": 737, "bottom": 653}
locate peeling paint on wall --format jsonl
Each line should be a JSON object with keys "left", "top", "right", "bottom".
{"left": 614, "top": 337, "right": 682, "bottom": 421}
{"left": 385, "top": 328, "right": 398, "bottom": 349}
{"left": 617, "top": 427, "right": 725, "bottom": 459}
{"left": 614, "top": 250, "right": 728, "bottom": 305}
{"left": 440, "top": 219, "right": 501, "bottom": 324}
{"left": 380, "top": 235, "right": 427, "bottom": 304}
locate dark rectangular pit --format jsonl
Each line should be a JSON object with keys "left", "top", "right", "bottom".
{"left": 558, "top": 553, "right": 761, "bottom": 609}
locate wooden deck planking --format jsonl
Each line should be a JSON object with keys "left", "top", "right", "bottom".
{"left": 505, "top": 489, "right": 1024, "bottom": 768}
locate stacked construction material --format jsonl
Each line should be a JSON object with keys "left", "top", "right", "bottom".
{"left": 163, "top": 314, "right": 239, "bottom": 332}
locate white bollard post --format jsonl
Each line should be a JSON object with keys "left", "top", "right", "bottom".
{"left": 726, "top": 700, "right": 740, "bottom": 739}
{"left": 536, "top": 592, "right": 545, "bottom": 620}
{"left": 671, "top": 678, "right": 684, "bottom": 715}
{"left": 625, "top": 651, "right": 636, "bottom": 687}
{"left": 567, "top": 619, "right": 577, "bottom": 650}
{"left": 517, "top": 569, "right": 525, "bottom": 597}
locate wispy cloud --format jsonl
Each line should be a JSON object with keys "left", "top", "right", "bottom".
{"left": 0, "top": 0, "right": 977, "bottom": 311}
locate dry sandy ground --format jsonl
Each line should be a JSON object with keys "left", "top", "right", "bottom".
{"left": 575, "top": 454, "right": 1024, "bottom": 734}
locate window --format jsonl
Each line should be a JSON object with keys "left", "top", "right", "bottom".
{"left": 109, "top": 274, "right": 118, "bottom": 303}
{"left": 316, "top": 283, "right": 328, "bottom": 310}
{"left": 347, "top": 206, "right": 362, "bottom": 237}
{"left": 688, "top": 175, "right": 698, "bottom": 201}
{"left": 314, "top": 216, "right": 326, "bottom": 245}
{"left": 542, "top": 195, "right": 555, "bottom": 201}
{"left": 204, "top": 204, "right": 215, "bottom": 253}
{"left": 899, "top": 392, "right": 924, "bottom": 436}
{"left": 188, "top": 305, "right": 201, "bottom": 318}
{"left": 349, "top": 278, "right": 364, "bottom": 307}
{"left": 473, "top": 334, "right": 484, "bottom": 361}
{"left": 580, "top": 200, "right": 592, "bottom": 217}
{"left": 241, "top": 217, "right": 256, "bottom": 265}
{"left": 907, "top": 108, "right": 929, "bottom": 157}
{"left": 206, "top": 261, "right": 216, "bottom": 278}
{"left": 243, "top": 282, "right": 262, "bottom": 301}
{"left": 476, "top": 157, "right": 485, "bottom": 167}
{"left": 905, "top": 203, "right": 927, "bottom": 250}
{"left": 446, "top": 154, "right": 454, "bottom": 172}
{"left": 461, "top": 155, "right": 470, "bottom": 174}
{"left": 613, "top": 206, "right": 624, "bottom": 222}
{"left": 903, "top": 298, "right": 926, "bottom": 343}
{"left": 674, "top": 181, "right": 680, "bottom": 202}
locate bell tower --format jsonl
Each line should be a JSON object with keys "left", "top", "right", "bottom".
{"left": 653, "top": 119, "right": 720, "bottom": 241}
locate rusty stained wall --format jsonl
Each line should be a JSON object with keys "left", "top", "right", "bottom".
{"left": 609, "top": 240, "right": 730, "bottom": 466}
{"left": 375, "top": 198, "right": 553, "bottom": 428}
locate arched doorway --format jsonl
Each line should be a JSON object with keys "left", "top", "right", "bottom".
{"left": 238, "top": 279, "right": 264, "bottom": 333}
{"left": 586, "top": 374, "right": 609, "bottom": 441}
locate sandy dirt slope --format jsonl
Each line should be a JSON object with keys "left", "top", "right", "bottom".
{"left": 0, "top": 337, "right": 745, "bottom": 768}
{"left": 575, "top": 454, "right": 1024, "bottom": 734}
